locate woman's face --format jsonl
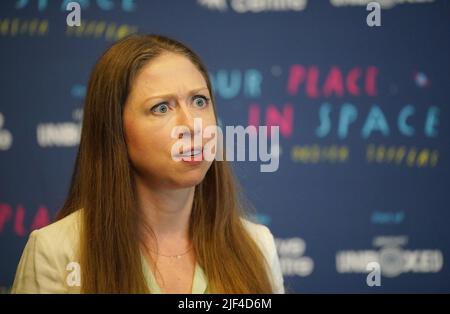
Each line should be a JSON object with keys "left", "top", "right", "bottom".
{"left": 123, "top": 52, "right": 217, "bottom": 189}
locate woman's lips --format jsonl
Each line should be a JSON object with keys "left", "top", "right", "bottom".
{"left": 177, "top": 147, "right": 204, "bottom": 162}
{"left": 179, "top": 147, "right": 203, "bottom": 157}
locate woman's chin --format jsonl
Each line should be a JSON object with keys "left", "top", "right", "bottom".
{"left": 171, "top": 168, "right": 208, "bottom": 188}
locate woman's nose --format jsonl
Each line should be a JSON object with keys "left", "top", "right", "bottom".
{"left": 176, "top": 104, "right": 201, "bottom": 139}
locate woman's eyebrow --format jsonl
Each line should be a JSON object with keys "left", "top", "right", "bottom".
{"left": 144, "top": 87, "right": 209, "bottom": 101}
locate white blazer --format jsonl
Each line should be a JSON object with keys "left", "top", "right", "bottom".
{"left": 11, "top": 210, "right": 285, "bottom": 294}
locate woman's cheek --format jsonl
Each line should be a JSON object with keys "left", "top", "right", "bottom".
{"left": 127, "top": 124, "right": 157, "bottom": 157}
{"left": 144, "top": 124, "right": 174, "bottom": 153}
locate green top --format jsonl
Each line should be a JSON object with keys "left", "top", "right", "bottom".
{"left": 141, "top": 255, "right": 208, "bottom": 294}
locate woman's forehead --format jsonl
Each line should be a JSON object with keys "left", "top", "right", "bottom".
{"left": 135, "top": 53, "right": 207, "bottom": 94}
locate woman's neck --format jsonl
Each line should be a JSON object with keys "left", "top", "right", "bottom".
{"left": 135, "top": 175, "right": 195, "bottom": 252}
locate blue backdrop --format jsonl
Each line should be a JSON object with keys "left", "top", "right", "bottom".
{"left": 1, "top": 0, "right": 449, "bottom": 293}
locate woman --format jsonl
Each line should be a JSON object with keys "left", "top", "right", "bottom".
{"left": 11, "top": 34, "right": 285, "bottom": 294}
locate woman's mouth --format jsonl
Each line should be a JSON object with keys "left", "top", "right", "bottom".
{"left": 178, "top": 147, "right": 204, "bottom": 163}
{"left": 179, "top": 147, "right": 202, "bottom": 158}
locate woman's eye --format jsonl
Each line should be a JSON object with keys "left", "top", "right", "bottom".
{"left": 193, "top": 95, "right": 210, "bottom": 108}
{"left": 151, "top": 103, "right": 169, "bottom": 114}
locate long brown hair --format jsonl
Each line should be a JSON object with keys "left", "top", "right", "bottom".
{"left": 57, "top": 34, "right": 275, "bottom": 293}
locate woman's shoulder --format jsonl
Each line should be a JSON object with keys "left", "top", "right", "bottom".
{"left": 240, "top": 217, "right": 285, "bottom": 294}
{"left": 239, "top": 217, "right": 278, "bottom": 259}
{"left": 11, "top": 210, "right": 82, "bottom": 293}
{"left": 32, "top": 210, "right": 82, "bottom": 247}
{"left": 240, "top": 217, "right": 273, "bottom": 244}
{"left": 27, "top": 209, "right": 82, "bottom": 266}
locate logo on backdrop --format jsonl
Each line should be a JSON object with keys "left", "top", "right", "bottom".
{"left": 197, "top": 0, "right": 308, "bottom": 13}
{"left": 209, "top": 65, "right": 441, "bottom": 169}
{"left": 197, "top": 0, "right": 434, "bottom": 13}
{"left": 336, "top": 235, "right": 444, "bottom": 278}
{"left": 36, "top": 109, "right": 82, "bottom": 147}
{"left": 276, "top": 237, "right": 314, "bottom": 277}
{"left": 0, "top": 204, "right": 51, "bottom": 237}
{"left": 0, "top": 113, "right": 13, "bottom": 150}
